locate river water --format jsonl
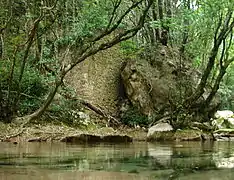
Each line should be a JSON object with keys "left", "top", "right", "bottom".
{"left": 0, "top": 141, "right": 234, "bottom": 180}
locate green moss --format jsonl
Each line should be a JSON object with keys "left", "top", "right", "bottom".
{"left": 174, "top": 129, "right": 200, "bottom": 136}
{"left": 174, "top": 129, "right": 201, "bottom": 141}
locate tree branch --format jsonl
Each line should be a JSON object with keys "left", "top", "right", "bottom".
{"left": 93, "top": 0, "right": 144, "bottom": 42}
{"left": 106, "top": 0, "right": 122, "bottom": 30}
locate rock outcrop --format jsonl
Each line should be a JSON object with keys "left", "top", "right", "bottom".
{"left": 121, "top": 46, "right": 198, "bottom": 118}
{"left": 66, "top": 46, "right": 126, "bottom": 115}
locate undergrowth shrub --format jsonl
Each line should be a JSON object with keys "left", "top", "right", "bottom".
{"left": 121, "top": 106, "right": 149, "bottom": 127}
{"left": 0, "top": 60, "right": 48, "bottom": 121}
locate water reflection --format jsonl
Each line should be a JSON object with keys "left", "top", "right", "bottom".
{"left": 0, "top": 142, "right": 234, "bottom": 180}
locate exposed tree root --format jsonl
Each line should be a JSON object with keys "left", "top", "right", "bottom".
{"left": 78, "top": 99, "right": 121, "bottom": 126}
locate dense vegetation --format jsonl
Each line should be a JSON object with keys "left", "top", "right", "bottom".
{"left": 0, "top": 0, "right": 234, "bottom": 128}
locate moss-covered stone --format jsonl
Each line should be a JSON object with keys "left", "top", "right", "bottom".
{"left": 147, "top": 131, "right": 175, "bottom": 141}
{"left": 147, "top": 129, "right": 214, "bottom": 142}
{"left": 174, "top": 130, "right": 203, "bottom": 141}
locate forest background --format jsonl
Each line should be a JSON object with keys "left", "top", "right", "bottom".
{"left": 0, "top": 0, "right": 234, "bottom": 129}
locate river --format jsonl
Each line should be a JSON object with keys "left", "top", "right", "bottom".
{"left": 0, "top": 141, "right": 234, "bottom": 180}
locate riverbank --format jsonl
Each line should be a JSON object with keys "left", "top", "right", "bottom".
{"left": 0, "top": 121, "right": 216, "bottom": 144}
{"left": 0, "top": 122, "right": 148, "bottom": 143}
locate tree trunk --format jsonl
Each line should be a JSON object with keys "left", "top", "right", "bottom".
{"left": 158, "top": 0, "right": 164, "bottom": 21}
{"left": 204, "top": 57, "right": 234, "bottom": 107}
{"left": 152, "top": 1, "right": 160, "bottom": 41}
{"left": 0, "top": 33, "right": 3, "bottom": 59}
{"left": 180, "top": 0, "right": 190, "bottom": 54}
{"left": 184, "top": 46, "right": 219, "bottom": 107}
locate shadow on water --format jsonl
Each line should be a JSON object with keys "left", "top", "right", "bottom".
{"left": 1, "top": 141, "right": 234, "bottom": 180}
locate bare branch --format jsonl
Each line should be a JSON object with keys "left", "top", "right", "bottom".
{"left": 216, "top": 11, "right": 233, "bottom": 46}
{"left": 69, "top": 0, "right": 153, "bottom": 72}
{"left": 214, "top": 13, "right": 223, "bottom": 44}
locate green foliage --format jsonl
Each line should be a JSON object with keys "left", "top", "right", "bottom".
{"left": 18, "top": 68, "right": 48, "bottom": 115}
{"left": 44, "top": 96, "right": 90, "bottom": 127}
{"left": 219, "top": 64, "right": 234, "bottom": 111}
{"left": 21, "top": 67, "right": 47, "bottom": 96}
{"left": 1, "top": 0, "right": 149, "bottom": 123}
{"left": 185, "top": 0, "right": 234, "bottom": 68}
{"left": 55, "top": 0, "right": 111, "bottom": 47}
{"left": 121, "top": 106, "right": 149, "bottom": 127}
{"left": 39, "top": 85, "right": 89, "bottom": 127}
{"left": 46, "top": 98, "right": 80, "bottom": 125}
{"left": 0, "top": 60, "right": 48, "bottom": 116}
{"left": 1, "top": 0, "right": 233, "bottom": 127}
{"left": 120, "top": 40, "right": 139, "bottom": 56}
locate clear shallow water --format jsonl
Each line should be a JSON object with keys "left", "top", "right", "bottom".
{"left": 0, "top": 141, "right": 234, "bottom": 180}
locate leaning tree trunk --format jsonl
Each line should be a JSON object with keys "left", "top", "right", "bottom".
{"left": 184, "top": 11, "right": 234, "bottom": 108}
{"left": 13, "top": 76, "right": 63, "bottom": 125}
{"left": 204, "top": 57, "right": 234, "bottom": 107}
{"left": 169, "top": 11, "right": 234, "bottom": 127}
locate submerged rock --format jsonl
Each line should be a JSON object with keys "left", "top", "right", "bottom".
{"left": 102, "top": 135, "right": 132, "bottom": 143}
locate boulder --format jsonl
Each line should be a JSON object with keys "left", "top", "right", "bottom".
{"left": 228, "top": 118, "right": 234, "bottom": 127}
{"left": 121, "top": 45, "right": 198, "bottom": 118}
{"left": 215, "top": 110, "right": 233, "bottom": 119}
{"left": 212, "top": 110, "right": 234, "bottom": 141}
{"left": 212, "top": 110, "right": 234, "bottom": 129}
{"left": 147, "top": 123, "right": 174, "bottom": 141}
